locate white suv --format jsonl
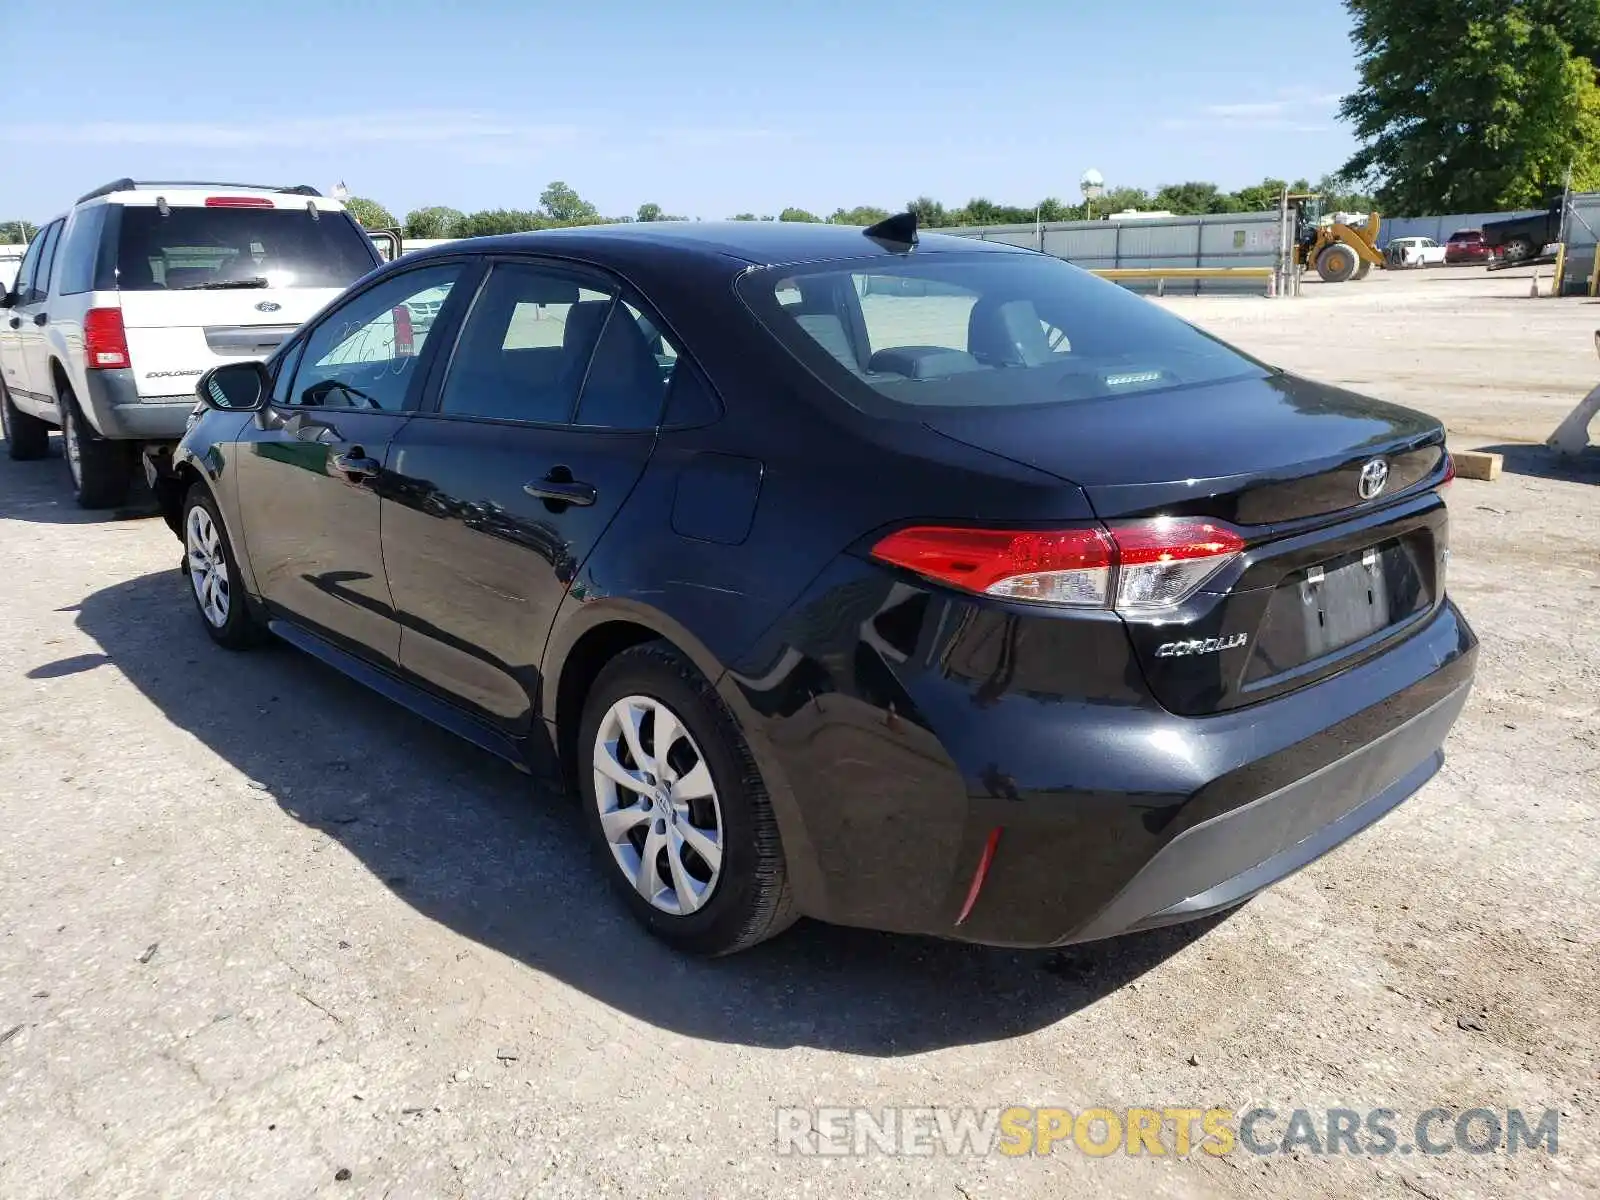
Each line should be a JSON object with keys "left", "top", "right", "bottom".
{"left": 0, "top": 179, "right": 382, "bottom": 507}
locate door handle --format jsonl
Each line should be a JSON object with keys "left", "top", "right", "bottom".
{"left": 524, "top": 474, "right": 596, "bottom": 507}
{"left": 332, "top": 449, "right": 380, "bottom": 479}
{"left": 32, "top": 312, "right": 47, "bottom": 326}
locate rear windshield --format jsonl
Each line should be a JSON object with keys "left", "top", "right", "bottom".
{"left": 106, "top": 205, "right": 379, "bottom": 292}
{"left": 736, "top": 253, "right": 1266, "bottom": 414}
{"left": 1448, "top": 231, "right": 1481, "bottom": 242}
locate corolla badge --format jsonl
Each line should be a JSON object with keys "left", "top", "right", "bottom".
{"left": 1358, "top": 457, "right": 1390, "bottom": 500}
{"left": 255, "top": 300, "right": 282, "bottom": 313}
{"left": 1154, "top": 633, "right": 1248, "bottom": 658}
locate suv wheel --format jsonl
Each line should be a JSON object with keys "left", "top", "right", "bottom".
{"left": 59, "top": 390, "right": 133, "bottom": 508}
{"left": 577, "top": 642, "right": 796, "bottom": 956}
{"left": 1, "top": 378, "right": 50, "bottom": 461}
{"left": 182, "top": 482, "right": 268, "bottom": 649}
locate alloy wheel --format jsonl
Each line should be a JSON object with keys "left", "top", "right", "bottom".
{"left": 185, "top": 505, "right": 231, "bottom": 628}
{"left": 592, "top": 694, "right": 724, "bottom": 916}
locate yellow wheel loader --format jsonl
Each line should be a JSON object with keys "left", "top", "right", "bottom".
{"left": 1289, "top": 193, "right": 1385, "bottom": 283}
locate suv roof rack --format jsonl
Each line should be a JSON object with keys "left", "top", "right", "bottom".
{"left": 76, "top": 179, "right": 323, "bottom": 205}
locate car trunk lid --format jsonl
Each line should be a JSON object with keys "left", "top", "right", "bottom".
{"left": 922, "top": 372, "right": 1451, "bottom": 714}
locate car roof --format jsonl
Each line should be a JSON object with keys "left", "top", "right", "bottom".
{"left": 412, "top": 220, "right": 1029, "bottom": 269}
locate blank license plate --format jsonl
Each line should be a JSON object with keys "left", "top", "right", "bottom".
{"left": 1300, "top": 548, "right": 1392, "bottom": 657}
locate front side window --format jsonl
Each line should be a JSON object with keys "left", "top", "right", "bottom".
{"left": 29, "top": 220, "right": 64, "bottom": 303}
{"left": 738, "top": 253, "right": 1266, "bottom": 414}
{"left": 109, "top": 205, "right": 377, "bottom": 292}
{"left": 285, "top": 264, "right": 464, "bottom": 410}
{"left": 9, "top": 235, "right": 43, "bottom": 301}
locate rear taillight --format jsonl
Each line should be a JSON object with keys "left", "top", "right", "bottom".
{"left": 83, "top": 308, "right": 130, "bottom": 370}
{"left": 871, "top": 518, "right": 1245, "bottom": 612}
{"left": 1440, "top": 452, "right": 1456, "bottom": 489}
{"left": 204, "top": 196, "right": 275, "bottom": 208}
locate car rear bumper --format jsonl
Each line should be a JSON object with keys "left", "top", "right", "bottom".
{"left": 1063, "top": 680, "right": 1466, "bottom": 943}
{"left": 80, "top": 369, "right": 195, "bottom": 440}
{"left": 724, "top": 558, "right": 1477, "bottom": 949}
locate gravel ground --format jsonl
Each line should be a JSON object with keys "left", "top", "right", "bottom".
{"left": 1, "top": 265, "right": 1597, "bottom": 1199}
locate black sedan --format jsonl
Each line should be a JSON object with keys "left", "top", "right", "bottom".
{"left": 155, "top": 216, "right": 1476, "bottom": 955}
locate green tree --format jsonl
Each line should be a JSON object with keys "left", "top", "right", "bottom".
{"left": 778, "top": 206, "right": 821, "bottom": 222}
{"left": 1151, "top": 182, "right": 1238, "bottom": 215}
{"left": 0, "top": 219, "right": 38, "bottom": 243}
{"left": 455, "top": 209, "right": 548, "bottom": 237}
{"left": 403, "top": 206, "right": 465, "bottom": 239}
{"left": 1035, "top": 197, "right": 1073, "bottom": 222}
{"left": 728, "top": 212, "right": 771, "bottom": 221}
{"left": 1341, "top": 0, "right": 1600, "bottom": 212}
{"left": 1233, "top": 178, "right": 1289, "bottom": 211}
{"left": 539, "top": 181, "right": 601, "bottom": 225}
{"left": 827, "top": 205, "right": 892, "bottom": 226}
{"left": 906, "top": 196, "right": 949, "bottom": 227}
{"left": 1315, "top": 172, "right": 1378, "bottom": 212}
{"left": 344, "top": 198, "right": 397, "bottom": 229}
{"left": 1094, "top": 186, "right": 1154, "bottom": 215}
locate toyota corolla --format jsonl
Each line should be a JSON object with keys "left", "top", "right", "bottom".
{"left": 153, "top": 216, "right": 1475, "bottom": 955}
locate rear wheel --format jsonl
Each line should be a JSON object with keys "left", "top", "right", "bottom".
{"left": 1315, "top": 243, "right": 1359, "bottom": 283}
{"left": 1354, "top": 258, "right": 1374, "bottom": 280}
{"left": 1, "top": 379, "right": 50, "bottom": 461}
{"left": 1501, "top": 236, "right": 1537, "bottom": 263}
{"left": 60, "top": 389, "right": 133, "bottom": 509}
{"left": 578, "top": 642, "right": 796, "bottom": 956}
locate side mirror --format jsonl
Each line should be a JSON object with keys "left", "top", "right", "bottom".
{"left": 197, "top": 361, "right": 271, "bottom": 413}
{"left": 0, "top": 291, "right": 16, "bottom": 310}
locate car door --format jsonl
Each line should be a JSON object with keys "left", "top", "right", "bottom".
{"left": 0, "top": 226, "right": 49, "bottom": 404}
{"left": 231, "top": 259, "right": 474, "bottom": 667}
{"left": 15, "top": 218, "right": 64, "bottom": 400}
{"left": 381, "top": 258, "right": 670, "bottom": 731}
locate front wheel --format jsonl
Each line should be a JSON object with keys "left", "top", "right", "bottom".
{"left": 60, "top": 392, "right": 133, "bottom": 508}
{"left": 578, "top": 643, "right": 796, "bottom": 956}
{"left": 1, "top": 379, "right": 51, "bottom": 460}
{"left": 182, "top": 483, "right": 268, "bottom": 649}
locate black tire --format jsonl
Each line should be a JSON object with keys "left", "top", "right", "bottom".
{"left": 1502, "top": 236, "right": 1536, "bottom": 263}
{"left": 181, "top": 482, "right": 268, "bottom": 650}
{"left": 1, "top": 377, "right": 50, "bottom": 461}
{"left": 1354, "top": 258, "right": 1374, "bottom": 280}
{"left": 59, "top": 389, "right": 133, "bottom": 509}
{"left": 577, "top": 642, "right": 796, "bottom": 956}
{"left": 1316, "top": 244, "right": 1359, "bottom": 283}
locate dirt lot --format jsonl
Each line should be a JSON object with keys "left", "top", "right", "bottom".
{"left": 1, "top": 265, "right": 1597, "bottom": 1200}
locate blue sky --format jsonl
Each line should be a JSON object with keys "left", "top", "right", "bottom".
{"left": 1, "top": 0, "right": 1360, "bottom": 222}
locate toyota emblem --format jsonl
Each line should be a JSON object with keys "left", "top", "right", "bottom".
{"left": 1358, "top": 458, "right": 1390, "bottom": 500}
{"left": 255, "top": 300, "right": 281, "bottom": 313}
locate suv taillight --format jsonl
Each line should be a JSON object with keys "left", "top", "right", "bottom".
{"left": 83, "top": 308, "right": 130, "bottom": 370}
{"left": 871, "top": 518, "right": 1246, "bottom": 612}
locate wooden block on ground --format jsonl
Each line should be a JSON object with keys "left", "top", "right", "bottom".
{"left": 1451, "top": 449, "right": 1503, "bottom": 481}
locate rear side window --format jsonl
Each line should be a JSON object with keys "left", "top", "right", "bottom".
{"left": 104, "top": 205, "right": 378, "bottom": 291}
{"left": 737, "top": 254, "right": 1266, "bottom": 414}
{"left": 439, "top": 262, "right": 617, "bottom": 424}
{"left": 57, "top": 205, "right": 110, "bottom": 295}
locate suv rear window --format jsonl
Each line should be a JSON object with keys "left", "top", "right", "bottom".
{"left": 1448, "top": 231, "right": 1481, "bottom": 243}
{"left": 737, "top": 253, "right": 1266, "bottom": 414}
{"left": 103, "top": 205, "right": 378, "bottom": 292}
